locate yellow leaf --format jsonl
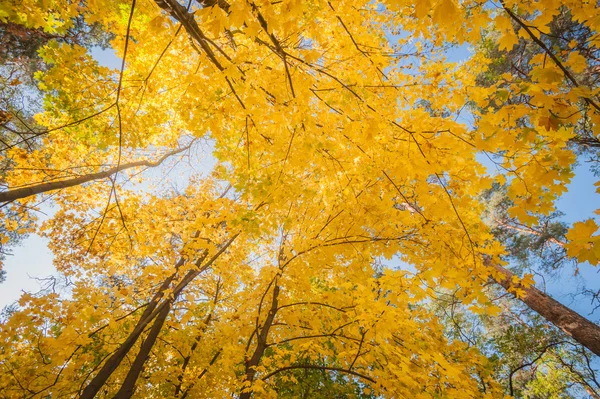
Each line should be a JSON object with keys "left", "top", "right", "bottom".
{"left": 498, "top": 31, "right": 519, "bottom": 51}
{"left": 415, "top": 0, "right": 431, "bottom": 19}
{"left": 566, "top": 52, "right": 587, "bottom": 74}
{"left": 520, "top": 273, "right": 535, "bottom": 288}
{"left": 433, "top": 0, "right": 457, "bottom": 27}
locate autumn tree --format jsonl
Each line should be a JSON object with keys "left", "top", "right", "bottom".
{"left": 0, "top": 0, "right": 599, "bottom": 397}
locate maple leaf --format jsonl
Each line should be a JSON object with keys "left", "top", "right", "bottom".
{"left": 565, "top": 219, "right": 600, "bottom": 265}
{"left": 498, "top": 31, "right": 519, "bottom": 51}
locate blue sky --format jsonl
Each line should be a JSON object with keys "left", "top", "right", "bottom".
{"left": 547, "top": 163, "right": 599, "bottom": 319}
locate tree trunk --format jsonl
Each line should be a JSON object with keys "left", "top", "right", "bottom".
{"left": 0, "top": 143, "right": 192, "bottom": 203}
{"left": 490, "top": 262, "right": 600, "bottom": 357}
{"left": 112, "top": 302, "right": 172, "bottom": 399}
{"left": 79, "top": 258, "right": 187, "bottom": 399}
{"left": 239, "top": 284, "right": 280, "bottom": 399}
{"left": 80, "top": 235, "right": 237, "bottom": 398}
{"left": 174, "top": 281, "right": 221, "bottom": 397}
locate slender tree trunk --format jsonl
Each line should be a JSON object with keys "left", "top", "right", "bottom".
{"left": 239, "top": 284, "right": 280, "bottom": 399}
{"left": 0, "top": 143, "right": 192, "bottom": 203}
{"left": 490, "top": 262, "right": 600, "bottom": 357}
{"left": 174, "top": 281, "right": 221, "bottom": 397}
{"left": 494, "top": 218, "right": 567, "bottom": 247}
{"left": 81, "top": 235, "right": 236, "bottom": 399}
{"left": 79, "top": 286, "right": 177, "bottom": 399}
{"left": 79, "top": 258, "right": 186, "bottom": 399}
{"left": 585, "top": 387, "right": 600, "bottom": 399}
{"left": 112, "top": 302, "right": 172, "bottom": 399}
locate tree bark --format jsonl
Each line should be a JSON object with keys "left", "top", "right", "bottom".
{"left": 0, "top": 143, "right": 192, "bottom": 203}
{"left": 239, "top": 284, "right": 280, "bottom": 399}
{"left": 81, "top": 235, "right": 236, "bottom": 399}
{"left": 490, "top": 262, "right": 600, "bottom": 357}
{"left": 112, "top": 302, "right": 172, "bottom": 399}
{"left": 79, "top": 269, "right": 181, "bottom": 399}
{"left": 174, "top": 281, "right": 221, "bottom": 397}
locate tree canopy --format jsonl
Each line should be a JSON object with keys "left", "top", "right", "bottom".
{"left": 0, "top": 0, "right": 599, "bottom": 397}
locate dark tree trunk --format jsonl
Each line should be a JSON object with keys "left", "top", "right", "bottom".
{"left": 112, "top": 303, "right": 172, "bottom": 399}
{"left": 491, "top": 262, "right": 600, "bottom": 357}
{"left": 239, "top": 284, "right": 280, "bottom": 399}
{"left": 0, "top": 143, "right": 192, "bottom": 203}
{"left": 80, "top": 235, "right": 236, "bottom": 398}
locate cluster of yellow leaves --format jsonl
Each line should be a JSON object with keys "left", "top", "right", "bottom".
{"left": 0, "top": 180, "right": 504, "bottom": 398}
{"left": 0, "top": 0, "right": 598, "bottom": 396}
{"left": 565, "top": 219, "right": 600, "bottom": 265}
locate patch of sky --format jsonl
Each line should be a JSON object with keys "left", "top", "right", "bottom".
{"left": 90, "top": 46, "right": 122, "bottom": 69}
{"left": 1, "top": 214, "right": 56, "bottom": 310}
{"left": 544, "top": 162, "right": 599, "bottom": 321}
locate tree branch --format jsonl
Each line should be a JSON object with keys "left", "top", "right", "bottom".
{"left": 0, "top": 141, "right": 195, "bottom": 203}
